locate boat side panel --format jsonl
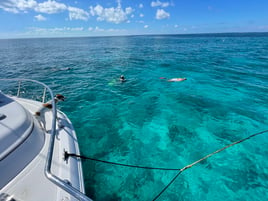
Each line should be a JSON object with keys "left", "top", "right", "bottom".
{"left": 0, "top": 119, "right": 45, "bottom": 189}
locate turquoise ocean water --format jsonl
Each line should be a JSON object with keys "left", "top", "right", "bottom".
{"left": 1, "top": 33, "right": 268, "bottom": 201}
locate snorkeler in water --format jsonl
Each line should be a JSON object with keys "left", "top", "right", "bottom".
{"left": 120, "top": 75, "right": 126, "bottom": 82}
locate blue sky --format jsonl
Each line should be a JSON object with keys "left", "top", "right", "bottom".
{"left": 0, "top": 0, "right": 267, "bottom": 38}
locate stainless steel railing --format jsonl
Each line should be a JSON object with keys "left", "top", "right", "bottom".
{"left": 0, "top": 78, "right": 92, "bottom": 201}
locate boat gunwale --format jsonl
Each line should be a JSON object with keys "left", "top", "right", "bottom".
{"left": 0, "top": 78, "right": 92, "bottom": 201}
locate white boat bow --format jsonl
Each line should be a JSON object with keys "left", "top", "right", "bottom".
{"left": 0, "top": 79, "right": 92, "bottom": 201}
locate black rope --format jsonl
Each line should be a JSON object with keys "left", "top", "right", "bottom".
{"left": 152, "top": 171, "right": 183, "bottom": 201}
{"left": 151, "top": 129, "right": 268, "bottom": 201}
{"left": 64, "top": 151, "right": 180, "bottom": 171}
{"left": 65, "top": 129, "right": 268, "bottom": 201}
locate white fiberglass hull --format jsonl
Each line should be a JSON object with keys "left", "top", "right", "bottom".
{"left": 0, "top": 79, "right": 92, "bottom": 201}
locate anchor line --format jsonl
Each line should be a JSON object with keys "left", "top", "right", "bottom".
{"left": 65, "top": 129, "right": 268, "bottom": 201}
{"left": 152, "top": 129, "right": 268, "bottom": 201}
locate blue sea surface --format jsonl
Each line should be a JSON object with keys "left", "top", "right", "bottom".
{"left": 1, "top": 33, "right": 268, "bottom": 201}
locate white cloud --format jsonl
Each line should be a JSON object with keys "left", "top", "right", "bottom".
{"left": 151, "top": 0, "right": 170, "bottom": 8}
{"left": 95, "top": 26, "right": 104, "bottom": 32}
{"left": 28, "top": 26, "right": 84, "bottom": 35}
{"left": 34, "top": 1, "right": 67, "bottom": 14}
{"left": 174, "top": 24, "right": 179, "bottom": 28}
{"left": 139, "top": 4, "right": 143, "bottom": 8}
{"left": 17, "top": 0, "right": 37, "bottom": 10}
{"left": 125, "top": 7, "right": 133, "bottom": 14}
{"left": 67, "top": 27, "right": 84, "bottom": 31}
{"left": 144, "top": 25, "right": 149, "bottom": 28}
{"left": 68, "top": 6, "right": 89, "bottom": 21}
{"left": 156, "top": 9, "right": 170, "bottom": 19}
{"left": 0, "top": 0, "right": 89, "bottom": 21}
{"left": 35, "top": 14, "right": 46, "bottom": 21}
{"left": 87, "top": 26, "right": 127, "bottom": 34}
{"left": 140, "top": 13, "right": 144, "bottom": 18}
{"left": 89, "top": 2, "right": 134, "bottom": 24}
{"left": 0, "top": 0, "right": 37, "bottom": 13}
{"left": 90, "top": 4, "right": 102, "bottom": 16}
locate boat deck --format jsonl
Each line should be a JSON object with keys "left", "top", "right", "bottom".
{"left": 0, "top": 96, "right": 86, "bottom": 201}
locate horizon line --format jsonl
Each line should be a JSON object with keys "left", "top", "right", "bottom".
{"left": 1, "top": 31, "right": 268, "bottom": 40}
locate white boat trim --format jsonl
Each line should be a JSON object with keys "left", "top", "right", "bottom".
{"left": 0, "top": 78, "right": 92, "bottom": 201}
